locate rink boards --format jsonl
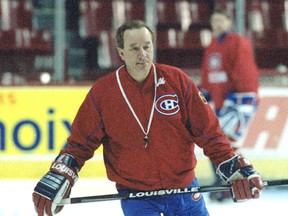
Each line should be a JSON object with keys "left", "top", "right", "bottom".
{"left": 1, "top": 86, "right": 288, "bottom": 181}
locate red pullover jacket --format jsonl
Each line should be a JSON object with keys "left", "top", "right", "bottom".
{"left": 61, "top": 63, "right": 234, "bottom": 190}
{"left": 200, "top": 32, "right": 259, "bottom": 110}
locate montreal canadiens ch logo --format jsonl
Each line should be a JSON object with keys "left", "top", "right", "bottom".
{"left": 155, "top": 94, "right": 180, "bottom": 116}
{"left": 191, "top": 193, "right": 202, "bottom": 201}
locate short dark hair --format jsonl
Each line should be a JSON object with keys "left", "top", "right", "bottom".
{"left": 116, "top": 20, "right": 155, "bottom": 49}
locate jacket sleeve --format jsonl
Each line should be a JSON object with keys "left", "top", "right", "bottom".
{"left": 60, "top": 86, "right": 105, "bottom": 169}
{"left": 185, "top": 80, "right": 235, "bottom": 166}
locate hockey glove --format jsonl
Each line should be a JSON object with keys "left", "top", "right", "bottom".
{"left": 217, "top": 92, "right": 258, "bottom": 142}
{"left": 216, "top": 155, "right": 264, "bottom": 202}
{"left": 32, "top": 154, "right": 79, "bottom": 216}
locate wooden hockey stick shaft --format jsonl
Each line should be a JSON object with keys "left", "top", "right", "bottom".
{"left": 58, "top": 179, "right": 288, "bottom": 205}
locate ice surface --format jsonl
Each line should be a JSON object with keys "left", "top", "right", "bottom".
{"left": 1, "top": 178, "right": 287, "bottom": 216}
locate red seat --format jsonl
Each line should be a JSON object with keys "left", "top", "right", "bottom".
{"left": 246, "top": 0, "right": 285, "bottom": 31}
{"left": 274, "top": 28, "right": 288, "bottom": 48}
{"left": 0, "top": 30, "right": 17, "bottom": 49}
{"left": 0, "top": 28, "right": 53, "bottom": 51}
{"left": 183, "top": 29, "right": 204, "bottom": 50}
{"left": 0, "top": 29, "right": 32, "bottom": 50}
{"left": 246, "top": 0, "right": 271, "bottom": 32}
{"left": 111, "top": 0, "right": 145, "bottom": 29}
{"left": 1, "top": 0, "right": 33, "bottom": 30}
{"left": 17, "top": 0, "right": 33, "bottom": 29}
{"left": 248, "top": 28, "right": 288, "bottom": 49}
{"left": 79, "top": 0, "right": 113, "bottom": 38}
{"left": 106, "top": 30, "right": 122, "bottom": 68}
{"left": 30, "top": 29, "right": 53, "bottom": 52}
{"left": 191, "top": 1, "right": 213, "bottom": 26}
{"left": 97, "top": 30, "right": 122, "bottom": 69}
{"left": 247, "top": 29, "right": 277, "bottom": 49}
{"left": 83, "top": 29, "right": 122, "bottom": 80}
{"left": 266, "top": 1, "right": 285, "bottom": 30}
{"left": 172, "top": 1, "right": 212, "bottom": 31}
{"left": 124, "top": 0, "right": 145, "bottom": 20}
{"left": 246, "top": 28, "right": 288, "bottom": 68}
{"left": 156, "top": 0, "right": 181, "bottom": 30}
{"left": 156, "top": 29, "right": 184, "bottom": 50}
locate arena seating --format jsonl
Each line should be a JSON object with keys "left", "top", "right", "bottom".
{"left": 156, "top": 0, "right": 181, "bottom": 30}
{"left": 248, "top": 28, "right": 288, "bottom": 68}
{"left": 156, "top": 28, "right": 206, "bottom": 68}
{"left": 65, "top": 0, "right": 288, "bottom": 79}
{"left": 244, "top": 0, "right": 288, "bottom": 69}
{"left": 79, "top": 0, "right": 113, "bottom": 38}
{"left": 1, "top": 0, "right": 33, "bottom": 30}
{"left": 188, "top": 1, "right": 213, "bottom": 30}
{"left": 0, "top": 0, "right": 54, "bottom": 83}
{"left": 124, "top": 0, "right": 145, "bottom": 21}
{"left": 246, "top": 0, "right": 286, "bottom": 31}
{"left": 0, "top": 28, "right": 52, "bottom": 51}
{"left": 0, "top": 0, "right": 287, "bottom": 83}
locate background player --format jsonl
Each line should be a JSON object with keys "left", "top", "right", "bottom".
{"left": 199, "top": 8, "right": 260, "bottom": 202}
{"left": 32, "top": 20, "right": 263, "bottom": 216}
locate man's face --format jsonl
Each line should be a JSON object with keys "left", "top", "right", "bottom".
{"left": 210, "top": 13, "right": 232, "bottom": 37}
{"left": 117, "top": 27, "right": 154, "bottom": 82}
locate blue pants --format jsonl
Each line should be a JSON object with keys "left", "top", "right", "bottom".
{"left": 118, "top": 179, "right": 209, "bottom": 216}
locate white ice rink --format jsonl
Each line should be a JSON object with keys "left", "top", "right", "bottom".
{"left": 1, "top": 178, "right": 287, "bottom": 216}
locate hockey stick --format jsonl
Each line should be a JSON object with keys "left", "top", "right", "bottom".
{"left": 58, "top": 179, "right": 288, "bottom": 205}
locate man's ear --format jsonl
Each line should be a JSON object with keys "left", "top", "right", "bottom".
{"left": 117, "top": 47, "right": 125, "bottom": 61}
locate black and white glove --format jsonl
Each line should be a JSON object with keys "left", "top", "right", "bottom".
{"left": 217, "top": 155, "right": 264, "bottom": 202}
{"left": 217, "top": 92, "right": 258, "bottom": 142}
{"left": 32, "top": 154, "right": 79, "bottom": 216}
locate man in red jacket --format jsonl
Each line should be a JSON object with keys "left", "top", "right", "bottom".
{"left": 33, "top": 20, "right": 263, "bottom": 216}
{"left": 200, "top": 9, "right": 260, "bottom": 202}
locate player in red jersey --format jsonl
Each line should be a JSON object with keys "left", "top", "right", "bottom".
{"left": 33, "top": 20, "right": 263, "bottom": 216}
{"left": 200, "top": 9, "right": 260, "bottom": 202}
